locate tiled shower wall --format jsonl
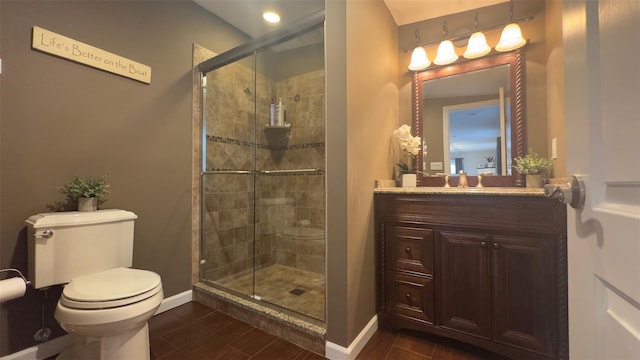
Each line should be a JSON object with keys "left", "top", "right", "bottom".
{"left": 202, "top": 58, "right": 325, "bottom": 282}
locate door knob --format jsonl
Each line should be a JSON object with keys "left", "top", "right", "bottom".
{"left": 544, "top": 175, "right": 585, "bottom": 209}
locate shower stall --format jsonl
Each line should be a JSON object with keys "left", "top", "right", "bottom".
{"left": 197, "top": 12, "right": 326, "bottom": 323}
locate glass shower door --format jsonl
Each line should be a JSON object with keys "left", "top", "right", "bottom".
{"left": 200, "top": 24, "right": 326, "bottom": 322}
{"left": 252, "top": 36, "right": 326, "bottom": 320}
{"left": 201, "top": 53, "right": 257, "bottom": 300}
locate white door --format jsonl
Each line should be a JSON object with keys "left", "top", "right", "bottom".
{"left": 563, "top": 0, "right": 640, "bottom": 359}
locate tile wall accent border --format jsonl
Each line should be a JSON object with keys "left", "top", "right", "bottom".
{"left": 207, "top": 135, "right": 324, "bottom": 151}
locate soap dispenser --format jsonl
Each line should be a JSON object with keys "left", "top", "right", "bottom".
{"left": 277, "top": 98, "right": 285, "bottom": 126}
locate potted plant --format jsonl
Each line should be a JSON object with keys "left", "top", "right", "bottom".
{"left": 59, "top": 176, "right": 110, "bottom": 211}
{"left": 393, "top": 124, "right": 422, "bottom": 187}
{"left": 513, "top": 150, "right": 552, "bottom": 188}
{"left": 485, "top": 156, "right": 494, "bottom": 168}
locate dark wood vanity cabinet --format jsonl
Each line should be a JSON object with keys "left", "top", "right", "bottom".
{"left": 375, "top": 192, "right": 568, "bottom": 360}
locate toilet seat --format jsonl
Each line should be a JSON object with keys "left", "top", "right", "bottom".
{"left": 60, "top": 267, "right": 162, "bottom": 310}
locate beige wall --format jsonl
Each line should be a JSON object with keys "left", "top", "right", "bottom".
{"left": 0, "top": 0, "right": 247, "bottom": 355}
{"left": 325, "top": 0, "right": 349, "bottom": 345}
{"left": 546, "top": 0, "right": 567, "bottom": 178}
{"left": 325, "top": 0, "right": 399, "bottom": 347}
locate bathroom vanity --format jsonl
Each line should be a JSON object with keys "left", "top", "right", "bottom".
{"left": 374, "top": 188, "right": 568, "bottom": 360}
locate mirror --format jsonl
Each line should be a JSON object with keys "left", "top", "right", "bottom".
{"left": 413, "top": 50, "right": 527, "bottom": 187}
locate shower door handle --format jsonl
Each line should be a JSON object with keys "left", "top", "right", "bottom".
{"left": 202, "top": 170, "right": 252, "bottom": 175}
{"left": 259, "top": 169, "right": 320, "bottom": 175}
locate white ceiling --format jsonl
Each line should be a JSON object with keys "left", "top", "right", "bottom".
{"left": 384, "top": 0, "right": 508, "bottom": 26}
{"left": 193, "top": 0, "right": 324, "bottom": 38}
{"left": 193, "top": 0, "right": 509, "bottom": 39}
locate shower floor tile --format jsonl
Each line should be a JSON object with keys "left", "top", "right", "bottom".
{"left": 220, "top": 264, "right": 325, "bottom": 320}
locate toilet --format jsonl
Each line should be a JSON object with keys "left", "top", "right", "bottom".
{"left": 26, "top": 210, "right": 163, "bottom": 360}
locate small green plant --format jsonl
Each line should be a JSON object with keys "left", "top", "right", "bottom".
{"left": 513, "top": 150, "right": 552, "bottom": 175}
{"left": 59, "top": 176, "right": 110, "bottom": 202}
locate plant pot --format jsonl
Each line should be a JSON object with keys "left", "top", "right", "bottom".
{"left": 78, "top": 197, "right": 98, "bottom": 212}
{"left": 526, "top": 174, "right": 545, "bottom": 188}
{"left": 402, "top": 174, "right": 417, "bottom": 188}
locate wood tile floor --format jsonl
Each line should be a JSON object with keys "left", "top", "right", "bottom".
{"left": 150, "top": 301, "right": 505, "bottom": 360}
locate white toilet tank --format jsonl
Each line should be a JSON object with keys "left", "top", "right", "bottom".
{"left": 26, "top": 210, "right": 137, "bottom": 289}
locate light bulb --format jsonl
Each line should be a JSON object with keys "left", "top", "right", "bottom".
{"left": 463, "top": 32, "right": 491, "bottom": 59}
{"left": 408, "top": 46, "right": 431, "bottom": 71}
{"left": 496, "top": 23, "right": 526, "bottom": 52}
{"left": 434, "top": 40, "right": 458, "bottom": 66}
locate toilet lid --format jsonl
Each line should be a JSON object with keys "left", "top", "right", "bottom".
{"left": 61, "top": 267, "right": 162, "bottom": 309}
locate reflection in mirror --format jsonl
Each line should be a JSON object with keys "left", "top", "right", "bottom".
{"left": 424, "top": 65, "right": 511, "bottom": 176}
{"left": 413, "top": 50, "right": 527, "bottom": 187}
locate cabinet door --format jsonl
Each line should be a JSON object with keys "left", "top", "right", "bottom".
{"left": 439, "top": 231, "right": 491, "bottom": 339}
{"left": 491, "top": 235, "right": 557, "bottom": 356}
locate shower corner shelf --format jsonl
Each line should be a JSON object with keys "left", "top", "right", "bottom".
{"left": 264, "top": 124, "right": 291, "bottom": 148}
{"left": 264, "top": 123, "right": 292, "bottom": 131}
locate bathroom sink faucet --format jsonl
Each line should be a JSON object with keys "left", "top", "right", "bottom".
{"left": 458, "top": 170, "right": 468, "bottom": 188}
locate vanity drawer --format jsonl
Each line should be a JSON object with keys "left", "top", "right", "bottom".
{"left": 383, "top": 223, "right": 434, "bottom": 275}
{"left": 386, "top": 271, "right": 434, "bottom": 325}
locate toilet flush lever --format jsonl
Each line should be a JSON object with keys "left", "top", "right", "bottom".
{"left": 34, "top": 230, "right": 53, "bottom": 239}
{"left": 544, "top": 175, "right": 586, "bottom": 209}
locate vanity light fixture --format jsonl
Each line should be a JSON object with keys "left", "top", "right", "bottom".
{"left": 408, "top": 29, "right": 431, "bottom": 71}
{"left": 434, "top": 21, "right": 458, "bottom": 66}
{"left": 434, "top": 40, "right": 457, "bottom": 65}
{"left": 495, "top": 23, "right": 526, "bottom": 51}
{"left": 405, "top": 3, "right": 531, "bottom": 70}
{"left": 463, "top": 12, "right": 491, "bottom": 59}
{"left": 496, "top": 2, "right": 526, "bottom": 52}
{"left": 262, "top": 11, "right": 281, "bottom": 24}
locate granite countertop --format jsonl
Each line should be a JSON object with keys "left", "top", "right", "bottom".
{"left": 374, "top": 185, "right": 545, "bottom": 196}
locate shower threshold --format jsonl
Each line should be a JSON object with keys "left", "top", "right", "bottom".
{"left": 193, "top": 282, "right": 326, "bottom": 356}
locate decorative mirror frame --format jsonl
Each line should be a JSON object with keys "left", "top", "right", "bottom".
{"left": 413, "top": 49, "right": 527, "bottom": 187}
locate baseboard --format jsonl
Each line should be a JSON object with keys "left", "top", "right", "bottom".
{"left": 0, "top": 335, "right": 74, "bottom": 360}
{"left": 155, "top": 289, "right": 193, "bottom": 315}
{"left": 325, "top": 315, "right": 378, "bottom": 360}
{"left": 0, "top": 289, "right": 193, "bottom": 360}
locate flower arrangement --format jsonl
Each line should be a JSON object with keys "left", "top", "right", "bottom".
{"left": 513, "top": 150, "right": 552, "bottom": 175}
{"left": 393, "top": 124, "right": 421, "bottom": 174}
{"left": 58, "top": 175, "right": 110, "bottom": 202}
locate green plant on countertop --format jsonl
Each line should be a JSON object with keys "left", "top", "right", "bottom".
{"left": 513, "top": 150, "right": 552, "bottom": 175}
{"left": 58, "top": 175, "right": 110, "bottom": 202}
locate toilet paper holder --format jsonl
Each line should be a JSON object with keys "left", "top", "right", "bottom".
{"left": 0, "top": 268, "right": 31, "bottom": 287}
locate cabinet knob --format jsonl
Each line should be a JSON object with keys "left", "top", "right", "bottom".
{"left": 405, "top": 293, "right": 411, "bottom": 301}
{"left": 405, "top": 247, "right": 412, "bottom": 254}
{"left": 480, "top": 241, "right": 487, "bottom": 248}
{"left": 493, "top": 242, "right": 500, "bottom": 249}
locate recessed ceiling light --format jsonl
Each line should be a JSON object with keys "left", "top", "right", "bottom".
{"left": 263, "top": 11, "right": 281, "bottom": 24}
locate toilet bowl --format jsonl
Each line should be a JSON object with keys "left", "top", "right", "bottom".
{"left": 26, "top": 210, "right": 164, "bottom": 360}
{"left": 55, "top": 267, "right": 163, "bottom": 360}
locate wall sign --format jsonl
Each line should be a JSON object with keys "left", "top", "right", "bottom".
{"left": 32, "top": 26, "right": 151, "bottom": 84}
